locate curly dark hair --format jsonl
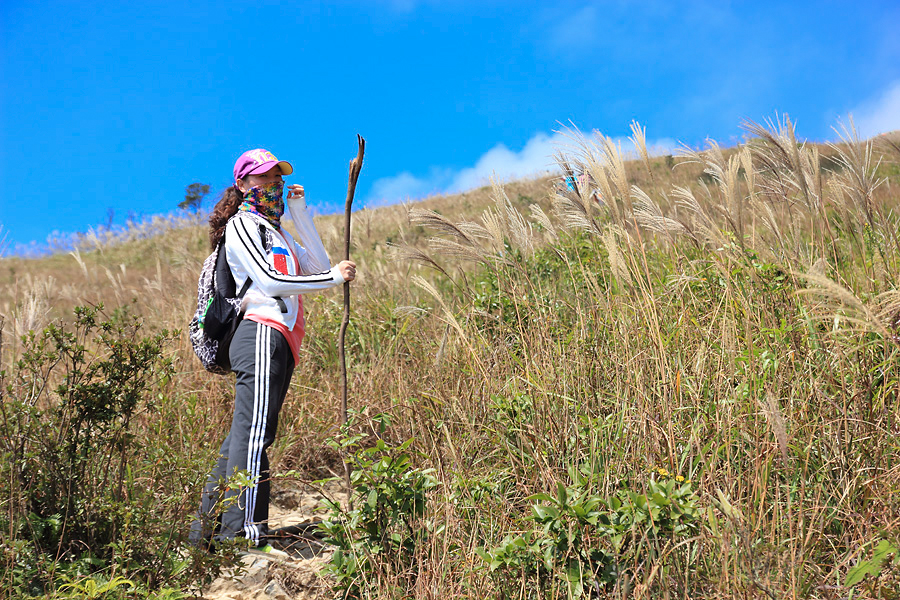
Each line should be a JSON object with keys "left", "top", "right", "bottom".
{"left": 208, "top": 185, "right": 243, "bottom": 249}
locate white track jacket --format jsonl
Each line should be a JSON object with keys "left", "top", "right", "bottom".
{"left": 224, "top": 198, "right": 345, "bottom": 331}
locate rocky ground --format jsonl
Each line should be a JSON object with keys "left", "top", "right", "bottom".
{"left": 201, "top": 482, "right": 344, "bottom": 600}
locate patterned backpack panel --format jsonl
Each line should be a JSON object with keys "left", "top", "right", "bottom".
{"left": 189, "top": 237, "right": 252, "bottom": 374}
{"left": 189, "top": 245, "right": 229, "bottom": 373}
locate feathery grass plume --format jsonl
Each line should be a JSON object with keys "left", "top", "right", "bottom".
{"left": 677, "top": 137, "right": 724, "bottom": 175}
{"left": 731, "top": 136, "right": 792, "bottom": 256}
{"left": 870, "top": 290, "right": 900, "bottom": 335}
{"left": 743, "top": 116, "right": 808, "bottom": 214}
{"left": 677, "top": 139, "right": 749, "bottom": 242}
{"left": 784, "top": 115, "right": 813, "bottom": 209}
{"left": 428, "top": 237, "right": 495, "bottom": 266}
{"left": 745, "top": 116, "right": 840, "bottom": 258}
{"left": 582, "top": 150, "right": 618, "bottom": 224}
{"left": 551, "top": 184, "right": 601, "bottom": 235}
{"left": 402, "top": 185, "right": 538, "bottom": 298}
{"left": 548, "top": 160, "right": 594, "bottom": 230}
{"left": 69, "top": 248, "right": 89, "bottom": 280}
{"left": 676, "top": 137, "right": 728, "bottom": 186}
{"left": 630, "top": 185, "right": 687, "bottom": 238}
{"left": 13, "top": 276, "right": 52, "bottom": 338}
{"left": 409, "top": 208, "right": 480, "bottom": 246}
{"left": 392, "top": 305, "right": 429, "bottom": 319}
{"left": 669, "top": 185, "right": 725, "bottom": 248}
{"left": 602, "top": 225, "right": 632, "bottom": 289}
{"left": 807, "top": 256, "right": 828, "bottom": 277}
{"left": 104, "top": 269, "right": 122, "bottom": 304}
{"left": 828, "top": 117, "right": 885, "bottom": 230}
{"left": 800, "top": 144, "right": 832, "bottom": 244}
{"left": 387, "top": 242, "right": 453, "bottom": 279}
{"left": 749, "top": 192, "right": 789, "bottom": 259}
{"left": 410, "top": 274, "right": 468, "bottom": 343}
{"left": 529, "top": 203, "right": 558, "bottom": 244}
{"left": 556, "top": 155, "right": 580, "bottom": 195}
{"left": 142, "top": 258, "right": 165, "bottom": 294}
{"left": 803, "top": 144, "right": 822, "bottom": 207}
{"left": 719, "top": 153, "right": 744, "bottom": 241}
{"left": 491, "top": 177, "right": 534, "bottom": 254}
{"left": 84, "top": 227, "right": 111, "bottom": 253}
{"left": 831, "top": 121, "right": 900, "bottom": 282}
{"left": 454, "top": 220, "right": 496, "bottom": 243}
{"left": 742, "top": 114, "right": 797, "bottom": 169}
{"left": 824, "top": 177, "right": 858, "bottom": 238}
{"left": 598, "top": 132, "right": 632, "bottom": 216}
{"left": 760, "top": 393, "right": 789, "bottom": 464}
{"left": 353, "top": 206, "right": 375, "bottom": 244}
{"left": 559, "top": 123, "right": 626, "bottom": 225}
{"left": 739, "top": 146, "right": 756, "bottom": 201}
{"left": 794, "top": 271, "right": 892, "bottom": 337}
{"left": 550, "top": 132, "right": 612, "bottom": 233}
{"left": 479, "top": 206, "right": 507, "bottom": 257}
{"left": 432, "top": 323, "right": 451, "bottom": 366}
{"left": 629, "top": 120, "right": 653, "bottom": 177}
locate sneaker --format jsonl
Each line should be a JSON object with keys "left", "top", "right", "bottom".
{"left": 245, "top": 543, "right": 290, "bottom": 560}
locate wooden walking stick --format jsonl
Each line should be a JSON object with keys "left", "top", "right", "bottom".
{"left": 339, "top": 134, "right": 365, "bottom": 501}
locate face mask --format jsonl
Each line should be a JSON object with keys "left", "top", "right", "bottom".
{"left": 240, "top": 181, "right": 285, "bottom": 227}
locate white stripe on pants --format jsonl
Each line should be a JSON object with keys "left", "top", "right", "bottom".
{"left": 190, "top": 319, "right": 294, "bottom": 546}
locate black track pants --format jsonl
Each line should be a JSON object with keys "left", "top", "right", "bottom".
{"left": 190, "top": 320, "right": 294, "bottom": 546}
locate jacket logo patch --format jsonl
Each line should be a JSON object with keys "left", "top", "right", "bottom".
{"left": 272, "top": 247, "right": 290, "bottom": 275}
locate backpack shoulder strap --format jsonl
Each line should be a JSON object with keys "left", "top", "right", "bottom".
{"left": 236, "top": 274, "right": 252, "bottom": 299}
{"left": 213, "top": 237, "right": 236, "bottom": 297}
{"left": 216, "top": 225, "right": 254, "bottom": 298}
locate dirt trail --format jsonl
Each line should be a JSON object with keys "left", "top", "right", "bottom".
{"left": 201, "top": 482, "right": 343, "bottom": 600}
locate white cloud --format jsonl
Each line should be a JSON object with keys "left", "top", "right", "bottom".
{"left": 366, "top": 129, "right": 678, "bottom": 205}
{"left": 366, "top": 132, "right": 563, "bottom": 205}
{"left": 367, "top": 168, "right": 454, "bottom": 205}
{"left": 449, "top": 132, "right": 565, "bottom": 191}
{"left": 851, "top": 80, "right": 900, "bottom": 138}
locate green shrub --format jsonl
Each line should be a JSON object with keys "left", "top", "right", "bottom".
{"left": 0, "top": 305, "right": 225, "bottom": 596}
{"left": 477, "top": 466, "right": 702, "bottom": 598}
{"left": 319, "top": 412, "right": 440, "bottom": 598}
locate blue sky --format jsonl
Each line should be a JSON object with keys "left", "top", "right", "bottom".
{"left": 2, "top": 0, "right": 899, "bottom": 254}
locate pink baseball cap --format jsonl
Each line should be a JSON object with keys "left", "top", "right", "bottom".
{"left": 233, "top": 148, "right": 293, "bottom": 182}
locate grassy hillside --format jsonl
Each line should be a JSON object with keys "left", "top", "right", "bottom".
{"left": 2, "top": 120, "right": 900, "bottom": 598}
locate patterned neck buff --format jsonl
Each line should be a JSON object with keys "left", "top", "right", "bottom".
{"left": 239, "top": 181, "right": 285, "bottom": 228}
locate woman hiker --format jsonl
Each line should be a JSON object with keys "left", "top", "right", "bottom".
{"left": 189, "top": 148, "right": 356, "bottom": 551}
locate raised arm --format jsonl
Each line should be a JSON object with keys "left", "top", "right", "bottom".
{"left": 286, "top": 194, "right": 332, "bottom": 275}
{"left": 225, "top": 215, "right": 346, "bottom": 296}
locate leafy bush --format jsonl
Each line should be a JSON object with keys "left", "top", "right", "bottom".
{"left": 319, "top": 412, "right": 440, "bottom": 598}
{"left": 0, "top": 305, "right": 221, "bottom": 596}
{"left": 477, "top": 466, "right": 702, "bottom": 598}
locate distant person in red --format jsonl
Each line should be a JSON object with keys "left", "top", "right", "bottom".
{"left": 190, "top": 149, "right": 356, "bottom": 551}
